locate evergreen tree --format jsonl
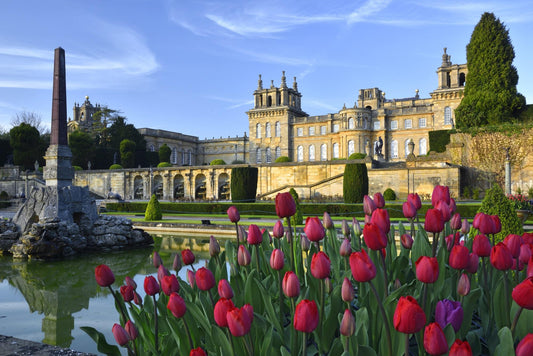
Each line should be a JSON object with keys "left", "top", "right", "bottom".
{"left": 120, "top": 139, "right": 136, "bottom": 168}
{"left": 9, "top": 123, "right": 40, "bottom": 169}
{"left": 159, "top": 144, "right": 171, "bottom": 163}
{"left": 455, "top": 12, "right": 525, "bottom": 129}
{"left": 478, "top": 184, "right": 522, "bottom": 242}
{"left": 69, "top": 130, "right": 95, "bottom": 168}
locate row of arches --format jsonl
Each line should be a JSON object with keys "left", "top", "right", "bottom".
{"left": 390, "top": 138, "right": 427, "bottom": 159}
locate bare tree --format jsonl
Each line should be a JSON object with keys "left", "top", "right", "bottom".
{"left": 11, "top": 111, "right": 49, "bottom": 134}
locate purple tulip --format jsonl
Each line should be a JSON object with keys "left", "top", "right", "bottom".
{"left": 435, "top": 299, "right": 463, "bottom": 332}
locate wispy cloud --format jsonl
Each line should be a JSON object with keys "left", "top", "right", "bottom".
{"left": 306, "top": 99, "right": 339, "bottom": 112}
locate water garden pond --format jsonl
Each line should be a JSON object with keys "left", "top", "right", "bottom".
{"left": 0, "top": 234, "right": 214, "bottom": 355}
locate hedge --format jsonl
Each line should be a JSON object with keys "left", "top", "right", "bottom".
{"left": 428, "top": 130, "right": 451, "bottom": 153}
{"left": 230, "top": 166, "right": 258, "bottom": 203}
{"left": 343, "top": 163, "right": 368, "bottom": 203}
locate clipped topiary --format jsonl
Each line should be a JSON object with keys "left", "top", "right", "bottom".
{"left": 348, "top": 153, "right": 367, "bottom": 160}
{"left": 289, "top": 188, "right": 303, "bottom": 226}
{"left": 145, "top": 194, "right": 162, "bottom": 221}
{"left": 73, "top": 165, "right": 83, "bottom": 171}
{"left": 230, "top": 166, "right": 258, "bottom": 203}
{"left": 275, "top": 156, "right": 291, "bottom": 163}
{"left": 0, "top": 191, "right": 8, "bottom": 200}
{"left": 383, "top": 188, "right": 396, "bottom": 201}
{"left": 157, "top": 162, "right": 172, "bottom": 168}
{"left": 109, "top": 164, "right": 123, "bottom": 170}
{"left": 343, "top": 163, "right": 368, "bottom": 203}
{"left": 478, "top": 184, "right": 522, "bottom": 242}
{"left": 210, "top": 159, "right": 226, "bottom": 165}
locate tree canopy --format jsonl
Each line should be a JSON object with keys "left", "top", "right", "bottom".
{"left": 455, "top": 12, "right": 526, "bottom": 129}
{"left": 69, "top": 130, "right": 95, "bottom": 169}
{"left": 9, "top": 123, "right": 41, "bottom": 169}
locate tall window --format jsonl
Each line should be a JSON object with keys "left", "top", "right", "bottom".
{"left": 266, "top": 147, "right": 272, "bottom": 163}
{"left": 444, "top": 107, "right": 452, "bottom": 125}
{"left": 333, "top": 124, "right": 340, "bottom": 133}
{"left": 348, "top": 117, "right": 354, "bottom": 129}
{"left": 418, "top": 118, "right": 426, "bottom": 128}
{"left": 297, "top": 146, "right": 304, "bottom": 162}
{"left": 390, "top": 120, "right": 398, "bottom": 130}
{"left": 275, "top": 121, "right": 281, "bottom": 137}
{"left": 265, "top": 122, "right": 271, "bottom": 138}
{"left": 320, "top": 126, "right": 327, "bottom": 135}
{"left": 333, "top": 143, "right": 339, "bottom": 159}
{"left": 320, "top": 144, "right": 327, "bottom": 161}
{"left": 373, "top": 121, "right": 380, "bottom": 130}
{"left": 275, "top": 146, "right": 281, "bottom": 159}
{"left": 309, "top": 145, "right": 315, "bottom": 161}
{"left": 390, "top": 140, "right": 398, "bottom": 158}
{"left": 419, "top": 138, "right": 427, "bottom": 155}
{"left": 297, "top": 128, "right": 303, "bottom": 136}
{"left": 348, "top": 140, "right": 355, "bottom": 156}
{"left": 256, "top": 123, "right": 261, "bottom": 138}
{"left": 404, "top": 119, "right": 412, "bottom": 129}
{"left": 309, "top": 127, "right": 315, "bottom": 136}
{"left": 256, "top": 148, "right": 261, "bottom": 163}
{"left": 171, "top": 147, "right": 177, "bottom": 164}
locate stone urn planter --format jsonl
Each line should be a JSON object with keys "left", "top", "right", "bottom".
{"left": 516, "top": 209, "right": 530, "bottom": 225}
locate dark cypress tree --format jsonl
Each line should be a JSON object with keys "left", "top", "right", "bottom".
{"left": 455, "top": 12, "right": 525, "bottom": 129}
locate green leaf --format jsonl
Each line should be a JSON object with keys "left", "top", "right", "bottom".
{"left": 493, "top": 275, "right": 511, "bottom": 329}
{"left": 443, "top": 324, "right": 456, "bottom": 348}
{"left": 80, "top": 326, "right": 122, "bottom": 356}
{"left": 511, "top": 302, "right": 533, "bottom": 340}
{"left": 458, "top": 288, "right": 481, "bottom": 339}
{"left": 211, "top": 325, "right": 234, "bottom": 356}
{"left": 494, "top": 327, "right": 515, "bottom": 356}
{"left": 358, "top": 345, "right": 378, "bottom": 356}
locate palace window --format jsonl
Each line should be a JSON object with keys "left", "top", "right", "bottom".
{"left": 404, "top": 139, "right": 411, "bottom": 157}
{"left": 333, "top": 124, "right": 340, "bottom": 133}
{"left": 373, "top": 121, "right": 380, "bottom": 130}
{"left": 404, "top": 119, "right": 412, "bottom": 129}
{"left": 419, "top": 138, "right": 427, "bottom": 155}
{"left": 444, "top": 107, "right": 452, "bottom": 125}
{"left": 320, "top": 126, "right": 327, "bottom": 135}
{"left": 275, "top": 121, "right": 281, "bottom": 137}
{"left": 333, "top": 143, "right": 339, "bottom": 159}
{"left": 309, "top": 145, "right": 315, "bottom": 161}
{"left": 309, "top": 126, "right": 315, "bottom": 136}
{"left": 348, "top": 117, "right": 354, "bottom": 129}
{"left": 390, "top": 120, "right": 398, "bottom": 130}
{"left": 265, "top": 122, "right": 271, "bottom": 138}
{"left": 266, "top": 147, "right": 272, "bottom": 163}
{"left": 297, "top": 128, "right": 303, "bottom": 137}
{"left": 320, "top": 144, "right": 327, "bottom": 161}
{"left": 348, "top": 140, "right": 355, "bottom": 156}
{"left": 297, "top": 146, "right": 304, "bottom": 162}
{"left": 275, "top": 146, "right": 281, "bottom": 159}
{"left": 256, "top": 123, "right": 261, "bottom": 138}
{"left": 256, "top": 148, "right": 262, "bottom": 163}
{"left": 390, "top": 140, "right": 398, "bottom": 158}
{"left": 171, "top": 147, "right": 177, "bottom": 164}
{"left": 418, "top": 118, "right": 426, "bottom": 128}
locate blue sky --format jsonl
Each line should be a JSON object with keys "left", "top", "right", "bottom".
{"left": 0, "top": 0, "right": 531, "bottom": 138}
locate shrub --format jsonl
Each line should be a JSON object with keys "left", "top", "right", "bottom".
{"left": 383, "top": 188, "right": 396, "bottom": 201}
{"left": 159, "top": 144, "right": 171, "bottom": 163}
{"left": 210, "top": 159, "right": 226, "bottom": 165}
{"left": 109, "top": 164, "right": 123, "bottom": 170}
{"left": 289, "top": 188, "right": 303, "bottom": 225}
{"left": 428, "top": 130, "right": 451, "bottom": 153}
{"left": 230, "top": 166, "right": 258, "bottom": 203}
{"left": 145, "top": 194, "right": 162, "bottom": 221}
{"left": 73, "top": 165, "right": 83, "bottom": 171}
{"left": 343, "top": 163, "right": 368, "bottom": 203}
{"left": 478, "top": 184, "right": 522, "bottom": 242}
{"left": 0, "top": 191, "right": 8, "bottom": 200}
{"left": 463, "top": 186, "right": 472, "bottom": 199}
{"left": 275, "top": 156, "right": 291, "bottom": 163}
{"left": 473, "top": 188, "right": 480, "bottom": 200}
{"left": 348, "top": 153, "right": 367, "bottom": 160}
{"left": 157, "top": 162, "right": 172, "bottom": 168}
{"left": 529, "top": 186, "right": 533, "bottom": 199}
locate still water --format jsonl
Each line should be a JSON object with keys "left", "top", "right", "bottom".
{"left": 0, "top": 234, "right": 214, "bottom": 355}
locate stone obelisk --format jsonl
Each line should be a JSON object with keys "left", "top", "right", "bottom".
{"left": 43, "top": 47, "right": 74, "bottom": 188}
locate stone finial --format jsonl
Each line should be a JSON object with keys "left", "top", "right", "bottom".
{"left": 442, "top": 47, "right": 451, "bottom": 67}
{"left": 258, "top": 74, "right": 263, "bottom": 90}
{"left": 281, "top": 71, "right": 287, "bottom": 88}
{"left": 270, "top": 80, "right": 275, "bottom": 89}
{"left": 293, "top": 76, "right": 298, "bottom": 91}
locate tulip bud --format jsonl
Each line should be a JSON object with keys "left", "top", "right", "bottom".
{"left": 275, "top": 192, "right": 296, "bottom": 218}
{"left": 340, "top": 309, "right": 356, "bottom": 337}
{"left": 125, "top": 320, "right": 138, "bottom": 341}
{"left": 227, "top": 305, "right": 254, "bottom": 337}
{"left": 238, "top": 245, "right": 251, "bottom": 266}
{"left": 424, "top": 208, "right": 444, "bottom": 233}
{"left": 161, "top": 274, "right": 180, "bottom": 296}
{"left": 209, "top": 236, "right": 220, "bottom": 257}
{"left": 449, "top": 340, "right": 472, "bottom": 356}
{"left": 466, "top": 252, "right": 479, "bottom": 274}
{"left": 394, "top": 278, "right": 402, "bottom": 290}
{"left": 311, "top": 251, "right": 331, "bottom": 279}
{"left": 227, "top": 205, "right": 240, "bottom": 223}
{"left": 450, "top": 213, "right": 462, "bottom": 230}
{"left": 152, "top": 251, "right": 162, "bottom": 268}
{"left": 341, "top": 219, "right": 350, "bottom": 239}
{"left": 187, "top": 270, "right": 196, "bottom": 288}
{"left": 435, "top": 299, "right": 463, "bottom": 332}
{"left": 520, "top": 244, "right": 532, "bottom": 265}
{"left": 323, "top": 212, "right": 334, "bottom": 229}
{"left": 341, "top": 277, "right": 354, "bottom": 302}
{"left": 352, "top": 218, "right": 362, "bottom": 236}
{"left": 144, "top": 275, "right": 160, "bottom": 296}
{"left": 294, "top": 300, "right": 319, "bottom": 333}
{"left": 282, "top": 271, "right": 300, "bottom": 298}
{"left": 300, "top": 234, "right": 311, "bottom": 252}
{"left": 349, "top": 249, "right": 376, "bottom": 282}
{"left": 167, "top": 292, "right": 186, "bottom": 318}
{"left": 181, "top": 249, "right": 195, "bottom": 266}
{"left": 95, "top": 264, "right": 115, "bottom": 287}
{"left": 339, "top": 238, "right": 352, "bottom": 257}
{"left": 449, "top": 245, "right": 470, "bottom": 270}
{"left": 374, "top": 192, "right": 385, "bottom": 208}
{"left": 516, "top": 334, "right": 533, "bottom": 356}
{"left": 457, "top": 273, "right": 470, "bottom": 296}
{"left": 190, "top": 347, "right": 208, "bottom": 356}
{"left": 407, "top": 193, "right": 422, "bottom": 211}
{"left": 120, "top": 285, "right": 134, "bottom": 302}
{"left": 133, "top": 291, "right": 143, "bottom": 306}
{"left": 491, "top": 242, "right": 514, "bottom": 270}
{"left": 172, "top": 253, "right": 182, "bottom": 272}
{"left": 218, "top": 279, "right": 234, "bottom": 299}
{"left": 504, "top": 234, "right": 523, "bottom": 259}
{"left": 371, "top": 208, "right": 391, "bottom": 234}
{"left": 195, "top": 267, "right": 215, "bottom": 291}
{"left": 403, "top": 201, "right": 417, "bottom": 219}
{"left": 432, "top": 185, "right": 450, "bottom": 206}
{"left": 270, "top": 249, "right": 285, "bottom": 270}
{"left": 238, "top": 225, "right": 247, "bottom": 244}
{"left": 363, "top": 195, "right": 376, "bottom": 215}
{"left": 304, "top": 217, "right": 325, "bottom": 242}
{"left": 273, "top": 220, "right": 284, "bottom": 238}
{"left": 247, "top": 224, "right": 263, "bottom": 245}
{"left": 125, "top": 276, "right": 137, "bottom": 289}
{"left": 436, "top": 200, "right": 451, "bottom": 222}
{"left": 461, "top": 219, "right": 470, "bottom": 235}
{"left": 423, "top": 322, "right": 448, "bottom": 356}
{"left": 214, "top": 298, "right": 235, "bottom": 327}
{"left": 400, "top": 233, "right": 413, "bottom": 249}
{"left": 157, "top": 264, "right": 170, "bottom": 284}
{"left": 112, "top": 323, "right": 130, "bottom": 346}
{"left": 324, "top": 277, "right": 333, "bottom": 293}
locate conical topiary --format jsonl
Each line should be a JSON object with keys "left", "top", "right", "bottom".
{"left": 478, "top": 184, "right": 522, "bottom": 242}
{"left": 145, "top": 194, "right": 162, "bottom": 221}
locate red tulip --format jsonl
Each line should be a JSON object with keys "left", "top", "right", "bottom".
{"left": 504, "top": 234, "right": 523, "bottom": 259}
{"left": 445, "top": 232, "right": 460, "bottom": 251}
{"left": 133, "top": 291, "right": 142, "bottom": 306}
{"left": 311, "top": 251, "right": 331, "bottom": 279}
{"left": 461, "top": 219, "right": 470, "bottom": 235}
{"left": 112, "top": 323, "right": 130, "bottom": 346}
{"left": 341, "top": 277, "right": 355, "bottom": 302}
{"left": 374, "top": 192, "right": 385, "bottom": 208}
{"left": 227, "top": 304, "right": 253, "bottom": 336}
{"left": 161, "top": 274, "right": 180, "bottom": 296}
{"left": 474, "top": 213, "right": 493, "bottom": 235}
{"left": 167, "top": 292, "right": 186, "bottom": 318}
{"left": 157, "top": 264, "right": 170, "bottom": 284}
{"left": 349, "top": 248, "right": 376, "bottom": 282}
{"left": 227, "top": 205, "right": 240, "bottom": 223}
{"left": 371, "top": 208, "right": 390, "bottom": 234}
{"left": 195, "top": 267, "right": 215, "bottom": 291}
{"left": 273, "top": 220, "right": 284, "bottom": 238}
{"left": 363, "top": 195, "right": 376, "bottom": 215}
{"left": 449, "top": 245, "right": 470, "bottom": 270}
{"left": 181, "top": 249, "right": 195, "bottom": 265}
{"left": 393, "top": 296, "right": 426, "bottom": 334}
{"left": 294, "top": 299, "right": 319, "bottom": 333}
{"left": 523, "top": 232, "right": 533, "bottom": 245}
{"left": 323, "top": 212, "right": 334, "bottom": 229}
{"left": 275, "top": 192, "right": 296, "bottom": 218}
{"left": 270, "top": 249, "right": 285, "bottom": 270}
{"left": 152, "top": 251, "right": 162, "bottom": 268}
{"left": 214, "top": 298, "right": 235, "bottom": 327}
{"left": 340, "top": 309, "right": 356, "bottom": 336}
{"left": 187, "top": 270, "right": 195, "bottom": 288}
{"left": 490, "top": 215, "right": 501, "bottom": 234}
{"left": 491, "top": 242, "right": 514, "bottom": 270}
{"left": 247, "top": 224, "right": 263, "bottom": 245}
{"left": 449, "top": 198, "right": 457, "bottom": 216}
{"left": 424, "top": 208, "right": 444, "bottom": 233}
{"left": 190, "top": 347, "right": 207, "bottom": 356}
{"left": 466, "top": 253, "right": 479, "bottom": 274}
{"left": 363, "top": 223, "right": 387, "bottom": 250}
{"left": 339, "top": 238, "right": 352, "bottom": 257}
{"left": 238, "top": 245, "right": 251, "bottom": 266}
{"left": 516, "top": 333, "right": 533, "bottom": 356}
{"left": 432, "top": 185, "right": 450, "bottom": 207}
{"left": 520, "top": 244, "right": 533, "bottom": 265}
{"left": 473, "top": 234, "right": 491, "bottom": 257}
{"left": 401, "top": 233, "right": 413, "bottom": 249}
{"left": 282, "top": 271, "right": 300, "bottom": 298}
{"left": 424, "top": 322, "right": 449, "bottom": 356}
{"left": 408, "top": 193, "right": 422, "bottom": 210}
{"left": 435, "top": 200, "right": 451, "bottom": 223}
{"left": 120, "top": 285, "right": 134, "bottom": 302}
{"left": 403, "top": 201, "right": 417, "bottom": 219}
{"left": 125, "top": 320, "right": 138, "bottom": 341}
{"left": 125, "top": 276, "right": 137, "bottom": 289}
{"left": 95, "top": 264, "right": 115, "bottom": 287}
{"left": 415, "top": 256, "right": 439, "bottom": 283}
{"left": 457, "top": 273, "right": 470, "bottom": 296}
{"left": 172, "top": 253, "right": 182, "bottom": 272}
{"left": 144, "top": 275, "right": 160, "bottom": 296}
{"left": 209, "top": 236, "right": 220, "bottom": 257}
{"left": 304, "top": 217, "right": 325, "bottom": 242}
{"left": 512, "top": 276, "right": 533, "bottom": 309}
{"left": 449, "top": 340, "right": 472, "bottom": 356}
{"left": 450, "top": 213, "right": 462, "bottom": 230}
{"left": 238, "top": 225, "right": 247, "bottom": 244}
{"left": 218, "top": 279, "right": 234, "bottom": 299}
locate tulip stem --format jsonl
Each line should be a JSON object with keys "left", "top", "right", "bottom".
{"left": 503, "top": 271, "right": 511, "bottom": 326}
{"left": 369, "top": 280, "right": 392, "bottom": 356}
{"left": 380, "top": 251, "right": 389, "bottom": 297}
{"left": 182, "top": 318, "right": 193, "bottom": 351}
{"left": 409, "top": 219, "right": 414, "bottom": 239}
{"left": 302, "top": 332, "right": 307, "bottom": 356}
{"left": 290, "top": 298, "right": 297, "bottom": 355}
{"left": 152, "top": 294, "right": 158, "bottom": 353}
{"left": 405, "top": 333, "right": 409, "bottom": 356}
{"left": 278, "top": 269, "right": 284, "bottom": 326}
{"left": 511, "top": 306, "right": 523, "bottom": 335}
{"left": 287, "top": 218, "right": 295, "bottom": 272}
{"left": 226, "top": 328, "right": 235, "bottom": 355}
{"left": 254, "top": 244, "right": 261, "bottom": 277}
{"left": 244, "top": 333, "right": 254, "bottom": 356}
{"left": 234, "top": 222, "right": 240, "bottom": 245}
{"left": 431, "top": 232, "right": 439, "bottom": 257}
{"left": 421, "top": 283, "right": 428, "bottom": 318}
{"left": 108, "top": 286, "right": 129, "bottom": 324}
{"left": 319, "top": 279, "right": 325, "bottom": 342}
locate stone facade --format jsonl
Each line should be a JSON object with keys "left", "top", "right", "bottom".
{"left": 67, "top": 96, "right": 103, "bottom": 133}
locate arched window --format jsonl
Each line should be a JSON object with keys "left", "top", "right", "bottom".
{"left": 275, "top": 146, "right": 281, "bottom": 159}
{"left": 348, "top": 140, "right": 355, "bottom": 156}
{"left": 390, "top": 140, "right": 398, "bottom": 158}
{"left": 188, "top": 149, "right": 193, "bottom": 165}
{"left": 459, "top": 72, "right": 466, "bottom": 86}
{"left": 267, "top": 96, "right": 272, "bottom": 107}
{"left": 297, "top": 146, "right": 304, "bottom": 162}
{"left": 171, "top": 147, "right": 177, "bottom": 164}
{"left": 265, "top": 122, "right": 271, "bottom": 138}
{"left": 256, "top": 147, "right": 262, "bottom": 163}
{"left": 320, "top": 144, "right": 327, "bottom": 161}
{"left": 419, "top": 138, "right": 427, "bottom": 155}
{"left": 444, "top": 107, "right": 452, "bottom": 125}
{"left": 404, "top": 139, "right": 411, "bottom": 157}
{"left": 266, "top": 147, "right": 272, "bottom": 163}
{"left": 333, "top": 143, "right": 339, "bottom": 159}
{"left": 275, "top": 121, "right": 281, "bottom": 137}
{"left": 309, "top": 145, "right": 315, "bottom": 161}
{"left": 348, "top": 117, "right": 354, "bottom": 129}
{"left": 256, "top": 123, "right": 261, "bottom": 138}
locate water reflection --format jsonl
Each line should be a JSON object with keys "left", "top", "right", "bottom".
{"left": 0, "top": 234, "right": 212, "bottom": 351}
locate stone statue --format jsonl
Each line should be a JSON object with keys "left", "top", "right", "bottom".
{"left": 374, "top": 136, "right": 383, "bottom": 157}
